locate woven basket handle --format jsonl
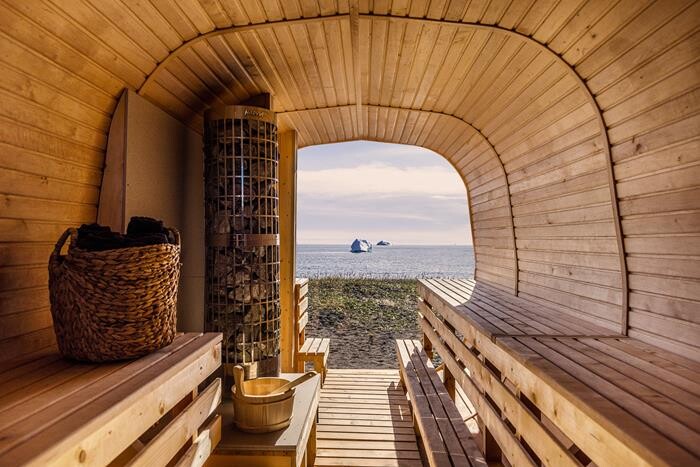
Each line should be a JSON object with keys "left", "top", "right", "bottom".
{"left": 169, "top": 228, "right": 181, "bottom": 246}
{"left": 52, "top": 228, "right": 77, "bottom": 259}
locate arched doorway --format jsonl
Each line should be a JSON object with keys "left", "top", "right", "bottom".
{"left": 295, "top": 140, "right": 474, "bottom": 368}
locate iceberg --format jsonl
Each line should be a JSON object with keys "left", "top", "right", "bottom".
{"left": 350, "top": 239, "right": 372, "bottom": 253}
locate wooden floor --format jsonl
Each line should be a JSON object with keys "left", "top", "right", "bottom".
{"left": 315, "top": 369, "right": 424, "bottom": 467}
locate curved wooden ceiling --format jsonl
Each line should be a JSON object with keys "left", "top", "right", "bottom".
{"left": 130, "top": 6, "right": 623, "bottom": 331}
{"left": 0, "top": 0, "right": 698, "bottom": 360}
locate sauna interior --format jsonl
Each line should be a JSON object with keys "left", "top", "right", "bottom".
{"left": 0, "top": 1, "right": 698, "bottom": 466}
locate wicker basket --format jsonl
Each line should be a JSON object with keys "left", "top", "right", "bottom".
{"left": 49, "top": 227, "right": 181, "bottom": 362}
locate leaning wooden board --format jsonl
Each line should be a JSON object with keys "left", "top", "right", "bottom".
{"left": 0, "top": 332, "right": 223, "bottom": 467}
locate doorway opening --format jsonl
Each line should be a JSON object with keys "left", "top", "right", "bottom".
{"left": 295, "top": 141, "right": 474, "bottom": 368}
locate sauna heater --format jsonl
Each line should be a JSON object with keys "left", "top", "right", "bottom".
{"left": 203, "top": 105, "right": 280, "bottom": 380}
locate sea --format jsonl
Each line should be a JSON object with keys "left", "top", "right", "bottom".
{"left": 296, "top": 244, "right": 475, "bottom": 279}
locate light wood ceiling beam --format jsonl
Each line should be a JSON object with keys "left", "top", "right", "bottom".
{"left": 349, "top": 0, "right": 363, "bottom": 136}
{"left": 137, "top": 14, "right": 350, "bottom": 97}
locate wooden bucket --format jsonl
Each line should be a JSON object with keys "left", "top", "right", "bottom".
{"left": 232, "top": 377, "right": 295, "bottom": 433}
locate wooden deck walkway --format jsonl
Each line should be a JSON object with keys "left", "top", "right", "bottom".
{"left": 315, "top": 369, "right": 424, "bottom": 467}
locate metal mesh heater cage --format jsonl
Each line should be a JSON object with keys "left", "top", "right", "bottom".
{"left": 203, "top": 105, "right": 280, "bottom": 380}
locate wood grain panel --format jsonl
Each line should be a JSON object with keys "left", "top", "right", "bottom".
{"left": 571, "top": 0, "right": 700, "bottom": 354}
{"left": 0, "top": 0, "right": 697, "bottom": 361}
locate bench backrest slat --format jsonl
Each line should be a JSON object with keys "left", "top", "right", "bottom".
{"left": 406, "top": 339, "right": 477, "bottom": 463}
{"left": 396, "top": 339, "right": 485, "bottom": 467}
{"left": 397, "top": 339, "right": 452, "bottom": 466}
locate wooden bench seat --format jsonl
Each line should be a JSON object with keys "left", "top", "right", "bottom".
{"left": 418, "top": 279, "right": 700, "bottom": 467}
{"left": 418, "top": 278, "right": 618, "bottom": 337}
{"left": 294, "top": 278, "right": 330, "bottom": 383}
{"left": 296, "top": 337, "right": 330, "bottom": 380}
{"left": 0, "top": 332, "right": 222, "bottom": 467}
{"left": 396, "top": 339, "right": 486, "bottom": 467}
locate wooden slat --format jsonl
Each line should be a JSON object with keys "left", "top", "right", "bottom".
{"left": 418, "top": 303, "right": 579, "bottom": 467}
{"left": 299, "top": 337, "right": 315, "bottom": 354}
{"left": 403, "top": 339, "right": 467, "bottom": 466}
{"left": 522, "top": 337, "right": 700, "bottom": 457}
{"left": 419, "top": 321, "right": 537, "bottom": 467}
{"left": 317, "top": 338, "right": 330, "bottom": 355}
{"left": 297, "top": 295, "right": 309, "bottom": 316}
{"left": 0, "top": 362, "right": 129, "bottom": 430}
{"left": 127, "top": 379, "right": 222, "bottom": 467}
{"left": 316, "top": 369, "right": 421, "bottom": 466}
{"left": 500, "top": 334, "right": 699, "bottom": 466}
{"left": 419, "top": 278, "right": 616, "bottom": 338}
{"left": 395, "top": 339, "right": 450, "bottom": 467}
{"left": 0, "top": 333, "right": 222, "bottom": 467}
{"left": 173, "top": 414, "right": 222, "bottom": 467}
{"left": 295, "top": 278, "right": 309, "bottom": 302}
{"left": 0, "top": 0, "right": 697, "bottom": 421}
{"left": 419, "top": 278, "right": 700, "bottom": 466}
{"left": 297, "top": 311, "right": 309, "bottom": 334}
{"left": 396, "top": 338, "right": 487, "bottom": 467}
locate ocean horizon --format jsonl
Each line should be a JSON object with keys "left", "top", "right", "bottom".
{"left": 296, "top": 243, "right": 475, "bottom": 279}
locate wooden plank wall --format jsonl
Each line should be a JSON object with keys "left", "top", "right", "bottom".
{"left": 581, "top": 1, "right": 700, "bottom": 358}
{"left": 0, "top": 2, "right": 120, "bottom": 359}
{"left": 0, "top": 0, "right": 697, "bottom": 361}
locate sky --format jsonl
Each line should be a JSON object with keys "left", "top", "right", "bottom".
{"left": 296, "top": 141, "right": 472, "bottom": 245}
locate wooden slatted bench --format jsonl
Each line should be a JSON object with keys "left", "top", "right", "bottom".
{"left": 294, "top": 278, "right": 330, "bottom": 383}
{"left": 418, "top": 278, "right": 700, "bottom": 467}
{"left": 296, "top": 338, "right": 330, "bottom": 383}
{"left": 0, "top": 332, "right": 222, "bottom": 467}
{"left": 419, "top": 278, "right": 617, "bottom": 338}
{"left": 396, "top": 339, "right": 486, "bottom": 467}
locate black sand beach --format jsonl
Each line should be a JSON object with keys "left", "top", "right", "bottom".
{"left": 304, "top": 277, "right": 421, "bottom": 369}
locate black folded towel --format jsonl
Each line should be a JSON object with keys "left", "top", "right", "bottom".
{"left": 75, "top": 217, "right": 175, "bottom": 252}
{"left": 127, "top": 217, "right": 176, "bottom": 245}
{"left": 127, "top": 217, "right": 164, "bottom": 236}
{"left": 75, "top": 224, "right": 122, "bottom": 251}
{"left": 77, "top": 223, "right": 112, "bottom": 237}
{"left": 124, "top": 233, "right": 170, "bottom": 247}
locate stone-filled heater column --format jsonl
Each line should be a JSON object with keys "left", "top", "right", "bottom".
{"left": 203, "top": 105, "right": 280, "bottom": 380}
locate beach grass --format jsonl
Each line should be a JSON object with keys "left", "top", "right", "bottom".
{"left": 304, "top": 277, "right": 421, "bottom": 368}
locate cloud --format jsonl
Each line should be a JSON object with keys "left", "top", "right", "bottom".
{"left": 298, "top": 228, "right": 471, "bottom": 245}
{"left": 301, "top": 205, "right": 432, "bottom": 221}
{"left": 296, "top": 141, "right": 472, "bottom": 245}
{"left": 431, "top": 194, "right": 466, "bottom": 200}
{"left": 298, "top": 163, "right": 466, "bottom": 197}
{"left": 297, "top": 192, "right": 471, "bottom": 244}
{"left": 300, "top": 141, "right": 441, "bottom": 169}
